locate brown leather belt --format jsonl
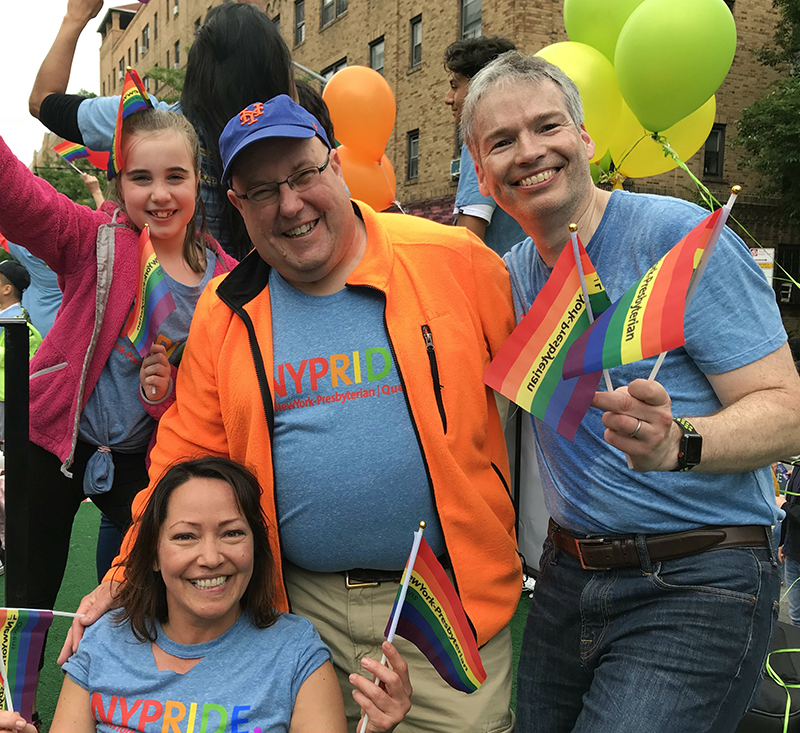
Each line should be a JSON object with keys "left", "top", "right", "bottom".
{"left": 549, "top": 519, "right": 771, "bottom": 571}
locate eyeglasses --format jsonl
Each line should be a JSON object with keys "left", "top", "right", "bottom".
{"left": 230, "top": 155, "right": 331, "bottom": 206}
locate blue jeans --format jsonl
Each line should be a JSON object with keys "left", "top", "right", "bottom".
{"left": 784, "top": 557, "right": 800, "bottom": 626}
{"left": 516, "top": 532, "right": 780, "bottom": 733}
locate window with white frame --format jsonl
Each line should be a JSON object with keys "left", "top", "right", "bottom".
{"left": 295, "top": 0, "right": 305, "bottom": 44}
{"left": 410, "top": 16, "right": 422, "bottom": 68}
{"left": 407, "top": 130, "right": 419, "bottom": 180}
{"left": 461, "top": 0, "right": 481, "bottom": 38}
{"left": 370, "top": 37, "right": 385, "bottom": 75}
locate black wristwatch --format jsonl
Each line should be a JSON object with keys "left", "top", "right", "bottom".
{"left": 672, "top": 417, "right": 702, "bottom": 472}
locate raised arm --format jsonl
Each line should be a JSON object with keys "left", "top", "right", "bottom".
{"left": 29, "top": 0, "right": 103, "bottom": 119}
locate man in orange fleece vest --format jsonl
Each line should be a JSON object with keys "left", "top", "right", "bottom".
{"left": 64, "top": 96, "right": 522, "bottom": 732}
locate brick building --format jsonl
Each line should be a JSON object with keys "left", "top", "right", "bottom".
{"left": 92, "top": 0, "right": 798, "bottom": 333}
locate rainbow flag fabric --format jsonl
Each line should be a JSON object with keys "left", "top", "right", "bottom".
{"left": 124, "top": 226, "right": 176, "bottom": 357}
{"left": 0, "top": 609, "right": 53, "bottom": 720}
{"left": 562, "top": 208, "right": 723, "bottom": 380}
{"left": 385, "top": 535, "right": 486, "bottom": 693}
{"left": 108, "top": 67, "right": 153, "bottom": 179}
{"left": 53, "top": 141, "right": 90, "bottom": 163}
{"left": 483, "top": 237, "right": 611, "bottom": 440}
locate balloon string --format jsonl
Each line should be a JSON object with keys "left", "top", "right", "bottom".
{"left": 656, "top": 139, "right": 800, "bottom": 293}
{"left": 378, "top": 160, "right": 405, "bottom": 214}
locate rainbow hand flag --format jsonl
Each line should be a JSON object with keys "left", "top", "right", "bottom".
{"left": 562, "top": 208, "right": 723, "bottom": 380}
{"left": 0, "top": 609, "right": 53, "bottom": 720}
{"left": 124, "top": 226, "right": 176, "bottom": 357}
{"left": 53, "top": 141, "right": 90, "bottom": 163}
{"left": 483, "top": 238, "right": 611, "bottom": 440}
{"left": 108, "top": 67, "right": 153, "bottom": 179}
{"left": 385, "top": 531, "right": 486, "bottom": 693}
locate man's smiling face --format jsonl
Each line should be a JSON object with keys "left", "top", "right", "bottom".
{"left": 228, "top": 135, "right": 358, "bottom": 290}
{"left": 472, "top": 79, "right": 595, "bottom": 228}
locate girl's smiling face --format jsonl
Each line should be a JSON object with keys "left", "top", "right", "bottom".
{"left": 117, "top": 129, "right": 199, "bottom": 251}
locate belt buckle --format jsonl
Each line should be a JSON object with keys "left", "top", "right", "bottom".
{"left": 574, "top": 537, "right": 609, "bottom": 571}
{"left": 345, "top": 571, "right": 380, "bottom": 589}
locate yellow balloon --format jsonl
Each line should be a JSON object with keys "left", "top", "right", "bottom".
{"left": 609, "top": 96, "right": 716, "bottom": 179}
{"left": 535, "top": 42, "right": 622, "bottom": 163}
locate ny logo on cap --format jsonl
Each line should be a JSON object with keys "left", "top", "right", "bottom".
{"left": 239, "top": 103, "right": 265, "bottom": 126}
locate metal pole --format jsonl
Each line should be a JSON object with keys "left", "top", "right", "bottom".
{"left": 291, "top": 59, "right": 327, "bottom": 86}
{"left": 1, "top": 318, "right": 30, "bottom": 606}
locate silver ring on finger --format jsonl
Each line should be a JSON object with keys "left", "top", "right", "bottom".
{"left": 628, "top": 418, "right": 642, "bottom": 439}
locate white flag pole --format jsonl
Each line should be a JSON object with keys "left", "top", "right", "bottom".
{"left": 647, "top": 185, "right": 740, "bottom": 384}
{"left": 358, "top": 522, "right": 425, "bottom": 733}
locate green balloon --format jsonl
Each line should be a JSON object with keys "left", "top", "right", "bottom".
{"left": 614, "top": 0, "right": 736, "bottom": 133}
{"left": 564, "top": 0, "right": 646, "bottom": 62}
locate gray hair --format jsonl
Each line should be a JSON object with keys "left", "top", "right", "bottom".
{"left": 461, "top": 51, "right": 585, "bottom": 158}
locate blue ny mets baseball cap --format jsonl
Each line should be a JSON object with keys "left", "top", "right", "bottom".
{"left": 219, "top": 95, "right": 332, "bottom": 184}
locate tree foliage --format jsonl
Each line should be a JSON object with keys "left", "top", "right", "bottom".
{"left": 144, "top": 65, "right": 186, "bottom": 104}
{"left": 35, "top": 158, "right": 105, "bottom": 209}
{"left": 736, "top": 0, "right": 800, "bottom": 218}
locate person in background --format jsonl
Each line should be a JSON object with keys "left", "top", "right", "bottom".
{"left": 30, "top": 0, "right": 295, "bottom": 260}
{"left": 444, "top": 36, "right": 527, "bottom": 257}
{"left": 781, "top": 465, "right": 800, "bottom": 624}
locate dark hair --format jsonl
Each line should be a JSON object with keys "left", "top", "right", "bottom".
{"left": 180, "top": 2, "right": 296, "bottom": 259}
{"left": 443, "top": 36, "right": 517, "bottom": 79}
{"left": 114, "top": 109, "right": 207, "bottom": 274}
{"left": 113, "top": 457, "right": 279, "bottom": 642}
{"left": 296, "top": 80, "right": 336, "bottom": 145}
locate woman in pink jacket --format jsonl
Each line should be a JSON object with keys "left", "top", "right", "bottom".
{"left": 0, "top": 107, "right": 237, "bottom": 630}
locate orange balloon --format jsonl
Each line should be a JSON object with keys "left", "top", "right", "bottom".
{"left": 323, "top": 67, "right": 396, "bottom": 162}
{"left": 336, "top": 145, "right": 396, "bottom": 212}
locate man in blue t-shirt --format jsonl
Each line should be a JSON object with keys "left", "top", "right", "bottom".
{"left": 462, "top": 51, "right": 800, "bottom": 733}
{"left": 444, "top": 36, "right": 527, "bottom": 257}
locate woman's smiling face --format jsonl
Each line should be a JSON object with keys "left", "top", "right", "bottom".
{"left": 155, "top": 477, "right": 254, "bottom": 643}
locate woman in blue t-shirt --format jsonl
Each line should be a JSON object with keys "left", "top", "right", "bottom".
{"left": 0, "top": 458, "right": 410, "bottom": 733}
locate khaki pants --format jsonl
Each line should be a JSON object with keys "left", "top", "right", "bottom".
{"left": 284, "top": 562, "right": 515, "bottom": 733}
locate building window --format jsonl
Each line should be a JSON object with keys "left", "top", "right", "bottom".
{"left": 142, "top": 24, "right": 150, "bottom": 54}
{"left": 128, "top": 48, "right": 132, "bottom": 66}
{"left": 461, "top": 0, "right": 481, "bottom": 39}
{"left": 703, "top": 124, "right": 725, "bottom": 177}
{"left": 724, "top": 0, "right": 734, "bottom": 10}
{"left": 118, "top": 58, "right": 125, "bottom": 88}
{"left": 295, "top": 0, "right": 305, "bottom": 45}
{"left": 369, "top": 37, "right": 385, "bottom": 75}
{"left": 407, "top": 129, "right": 419, "bottom": 180}
{"left": 272, "top": 14, "right": 280, "bottom": 33}
{"left": 174, "top": 40, "right": 181, "bottom": 67}
{"left": 194, "top": 17, "right": 201, "bottom": 34}
{"left": 321, "top": 0, "right": 347, "bottom": 26}
{"left": 154, "top": 12, "right": 158, "bottom": 39}
{"left": 102, "top": 80, "right": 106, "bottom": 96}
{"left": 410, "top": 15, "right": 422, "bottom": 68}
{"left": 321, "top": 57, "right": 347, "bottom": 82}
{"left": 166, "top": 50, "right": 170, "bottom": 68}
{"left": 173, "top": 0, "right": 179, "bottom": 17}
{"left": 144, "top": 76, "right": 151, "bottom": 93}
{"left": 165, "top": 0, "right": 169, "bottom": 23}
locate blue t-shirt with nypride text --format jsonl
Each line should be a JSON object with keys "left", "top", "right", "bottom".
{"left": 62, "top": 612, "right": 330, "bottom": 733}
{"left": 269, "top": 269, "right": 445, "bottom": 571}
{"left": 504, "top": 190, "right": 787, "bottom": 535}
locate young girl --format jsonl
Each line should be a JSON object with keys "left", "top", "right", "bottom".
{"left": 0, "top": 108, "right": 237, "bottom": 623}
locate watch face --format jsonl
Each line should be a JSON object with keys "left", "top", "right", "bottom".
{"left": 683, "top": 433, "right": 703, "bottom": 466}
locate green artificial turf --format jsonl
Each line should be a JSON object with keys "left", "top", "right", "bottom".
{"left": 1, "top": 501, "right": 532, "bottom": 730}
